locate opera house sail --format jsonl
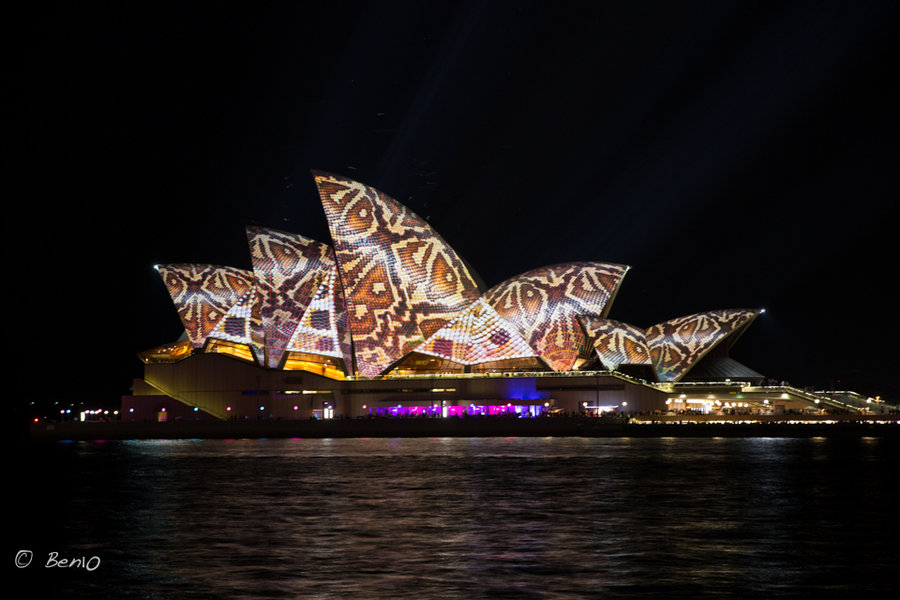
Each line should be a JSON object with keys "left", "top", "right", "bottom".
{"left": 132, "top": 172, "right": 810, "bottom": 422}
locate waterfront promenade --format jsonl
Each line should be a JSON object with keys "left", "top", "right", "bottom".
{"left": 28, "top": 414, "right": 900, "bottom": 441}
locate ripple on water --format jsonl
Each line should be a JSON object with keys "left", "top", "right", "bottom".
{"left": 14, "top": 437, "right": 900, "bottom": 599}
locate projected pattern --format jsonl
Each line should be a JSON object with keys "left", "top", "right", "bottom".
{"left": 314, "top": 171, "right": 482, "bottom": 378}
{"left": 645, "top": 309, "right": 760, "bottom": 382}
{"left": 157, "top": 264, "right": 255, "bottom": 349}
{"left": 416, "top": 298, "right": 536, "bottom": 365}
{"left": 153, "top": 174, "right": 764, "bottom": 383}
{"left": 484, "top": 263, "right": 629, "bottom": 372}
{"left": 207, "top": 286, "right": 265, "bottom": 363}
{"left": 285, "top": 265, "right": 347, "bottom": 360}
{"left": 247, "top": 226, "right": 335, "bottom": 368}
{"left": 579, "top": 317, "right": 653, "bottom": 371}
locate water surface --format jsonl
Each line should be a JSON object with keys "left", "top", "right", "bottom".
{"left": 11, "top": 437, "right": 900, "bottom": 598}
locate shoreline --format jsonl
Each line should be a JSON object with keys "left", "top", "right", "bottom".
{"left": 27, "top": 417, "right": 900, "bottom": 441}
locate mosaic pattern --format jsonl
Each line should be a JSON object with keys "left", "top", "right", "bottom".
{"left": 331, "top": 271, "right": 353, "bottom": 371}
{"left": 247, "top": 226, "right": 335, "bottom": 368}
{"left": 153, "top": 174, "right": 764, "bottom": 382}
{"left": 645, "top": 309, "right": 760, "bottom": 382}
{"left": 285, "top": 265, "right": 346, "bottom": 361}
{"left": 484, "top": 263, "right": 629, "bottom": 372}
{"left": 157, "top": 264, "right": 255, "bottom": 349}
{"left": 314, "top": 171, "right": 482, "bottom": 378}
{"left": 207, "top": 286, "right": 265, "bottom": 363}
{"left": 416, "top": 298, "right": 536, "bottom": 365}
{"left": 579, "top": 317, "right": 653, "bottom": 371}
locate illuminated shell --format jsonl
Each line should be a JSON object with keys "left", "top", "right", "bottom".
{"left": 314, "top": 171, "right": 482, "bottom": 378}
{"left": 246, "top": 226, "right": 336, "bottom": 368}
{"left": 579, "top": 317, "right": 653, "bottom": 371}
{"left": 645, "top": 309, "right": 760, "bottom": 382}
{"left": 285, "top": 265, "right": 350, "bottom": 361}
{"left": 207, "top": 285, "right": 265, "bottom": 363}
{"left": 415, "top": 298, "right": 536, "bottom": 365}
{"left": 157, "top": 264, "right": 255, "bottom": 349}
{"left": 155, "top": 174, "right": 761, "bottom": 384}
{"left": 484, "top": 263, "right": 629, "bottom": 371}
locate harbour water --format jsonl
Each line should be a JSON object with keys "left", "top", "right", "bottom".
{"left": 11, "top": 436, "right": 900, "bottom": 598}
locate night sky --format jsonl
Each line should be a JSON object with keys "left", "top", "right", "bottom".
{"left": 10, "top": 1, "right": 899, "bottom": 412}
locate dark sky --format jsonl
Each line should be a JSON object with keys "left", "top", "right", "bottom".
{"left": 10, "top": 1, "right": 899, "bottom": 409}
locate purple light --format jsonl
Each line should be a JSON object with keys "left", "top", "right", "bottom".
{"left": 367, "top": 403, "right": 546, "bottom": 418}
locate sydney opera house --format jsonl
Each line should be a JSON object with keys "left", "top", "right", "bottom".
{"left": 124, "top": 172, "right": 869, "bottom": 422}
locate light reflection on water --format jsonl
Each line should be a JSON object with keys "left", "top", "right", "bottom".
{"left": 14, "top": 437, "right": 900, "bottom": 599}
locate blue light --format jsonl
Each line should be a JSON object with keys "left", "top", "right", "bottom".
{"left": 503, "top": 379, "right": 549, "bottom": 401}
